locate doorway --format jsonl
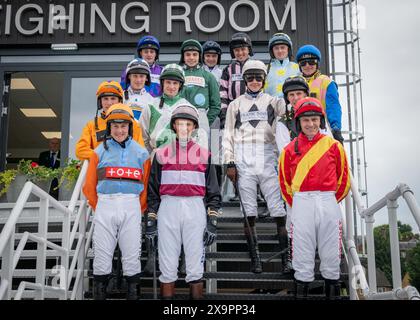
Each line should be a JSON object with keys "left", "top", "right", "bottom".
{"left": 68, "top": 76, "right": 119, "bottom": 160}
{"left": 6, "top": 72, "right": 64, "bottom": 169}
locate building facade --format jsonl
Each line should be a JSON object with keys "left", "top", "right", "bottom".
{"left": 0, "top": 0, "right": 328, "bottom": 170}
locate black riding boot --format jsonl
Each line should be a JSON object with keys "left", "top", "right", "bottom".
{"left": 325, "top": 279, "right": 341, "bottom": 300}
{"left": 294, "top": 280, "right": 310, "bottom": 300}
{"left": 244, "top": 217, "right": 262, "bottom": 273}
{"left": 275, "top": 216, "right": 292, "bottom": 274}
{"left": 126, "top": 273, "right": 141, "bottom": 300}
{"left": 93, "top": 274, "right": 110, "bottom": 300}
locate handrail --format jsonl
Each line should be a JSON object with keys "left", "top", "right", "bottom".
{"left": 61, "top": 160, "right": 91, "bottom": 299}
{"left": 0, "top": 183, "right": 72, "bottom": 255}
{"left": 0, "top": 160, "right": 91, "bottom": 300}
{"left": 68, "top": 161, "right": 89, "bottom": 213}
{"left": 15, "top": 282, "right": 66, "bottom": 300}
{"left": 0, "top": 279, "right": 8, "bottom": 300}
{"left": 346, "top": 176, "right": 420, "bottom": 300}
{"left": 366, "top": 286, "right": 420, "bottom": 300}
{"left": 343, "top": 188, "right": 369, "bottom": 299}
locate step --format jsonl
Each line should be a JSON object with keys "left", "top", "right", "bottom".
{"left": 205, "top": 251, "right": 282, "bottom": 261}
{"left": 140, "top": 279, "right": 298, "bottom": 291}
{"left": 137, "top": 271, "right": 348, "bottom": 281}
{"left": 9, "top": 231, "right": 279, "bottom": 245}
{"left": 218, "top": 217, "right": 276, "bottom": 224}
{"left": 83, "top": 291, "right": 350, "bottom": 301}
{"left": 221, "top": 201, "right": 267, "bottom": 208}
{"left": 216, "top": 234, "right": 278, "bottom": 242}
{"left": 204, "top": 272, "right": 348, "bottom": 281}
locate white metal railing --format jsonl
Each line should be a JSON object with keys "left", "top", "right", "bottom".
{"left": 0, "top": 161, "right": 91, "bottom": 300}
{"left": 345, "top": 176, "right": 420, "bottom": 300}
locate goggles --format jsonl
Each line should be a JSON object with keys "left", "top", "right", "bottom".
{"left": 244, "top": 74, "right": 264, "bottom": 82}
{"left": 299, "top": 59, "right": 318, "bottom": 67}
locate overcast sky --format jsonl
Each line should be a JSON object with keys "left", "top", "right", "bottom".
{"left": 356, "top": 0, "right": 420, "bottom": 232}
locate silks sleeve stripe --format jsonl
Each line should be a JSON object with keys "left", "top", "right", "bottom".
{"left": 336, "top": 143, "right": 345, "bottom": 187}
{"left": 279, "top": 152, "right": 292, "bottom": 197}
{"left": 291, "top": 136, "right": 335, "bottom": 193}
{"left": 336, "top": 144, "right": 351, "bottom": 202}
{"left": 279, "top": 151, "right": 293, "bottom": 207}
{"left": 337, "top": 174, "right": 351, "bottom": 203}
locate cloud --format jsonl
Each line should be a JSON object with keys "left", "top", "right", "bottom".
{"left": 354, "top": 0, "right": 420, "bottom": 232}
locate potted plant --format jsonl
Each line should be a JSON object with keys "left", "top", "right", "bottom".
{"left": 0, "top": 168, "right": 18, "bottom": 202}
{"left": 57, "top": 159, "right": 82, "bottom": 201}
{"left": 0, "top": 159, "right": 59, "bottom": 202}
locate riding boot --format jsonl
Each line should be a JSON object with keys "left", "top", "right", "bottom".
{"left": 244, "top": 217, "right": 262, "bottom": 273}
{"left": 325, "top": 279, "right": 341, "bottom": 300}
{"left": 125, "top": 273, "right": 141, "bottom": 300}
{"left": 294, "top": 280, "right": 310, "bottom": 300}
{"left": 160, "top": 282, "right": 175, "bottom": 300}
{"left": 275, "top": 216, "right": 292, "bottom": 274}
{"left": 93, "top": 274, "right": 111, "bottom": 300}
{"left": 189, "top": 280, "right": 204, "bottom": 300}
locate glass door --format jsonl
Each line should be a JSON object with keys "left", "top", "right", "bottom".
{"left": 5, "top": 72, "right": 64, "bottom": 169}
{"left": 67, "top": 76, "right": 119, "bottom": 160}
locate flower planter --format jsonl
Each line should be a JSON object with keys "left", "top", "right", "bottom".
{"left": 31, "top": 179, "right": 53, "bottom": 201}
{"left": 57, "top": 159, "right": 81, "bottom": 201}
{"left": 6, "top": 174, "right": 28, "bottom": 203}
{"left": 58, "top": 179, "right": 77, "bottom": 201}
{"left": 5, "top": 174, "right": 52, "bottom": 203}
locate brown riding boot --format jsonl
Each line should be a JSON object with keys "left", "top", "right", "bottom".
{"left": 160, "top": 282, "right": 175, "bottom": 300}
{"left": 189, "top": 281, "right": 203, "bottom": 300}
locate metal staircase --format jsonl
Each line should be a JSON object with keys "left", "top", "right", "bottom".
{"left": 82, "top": 210, "right": 349, "bottom": 300}
{"left": 1, "top": 161, "right": 420, "bottom": 300}
{"left": 0, "top": 162, "right": 92, "bottom": 300}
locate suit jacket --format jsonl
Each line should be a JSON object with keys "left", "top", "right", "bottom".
{"left": 38, "top": 150, "right": 61, "bottom": 169}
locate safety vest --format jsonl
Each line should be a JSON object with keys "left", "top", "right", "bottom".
{"left": 307, "top": 73, "right": 332, "bottom": 112}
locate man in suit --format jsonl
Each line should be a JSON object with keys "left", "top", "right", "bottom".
{"left": 38, "top": 137, "right": 61, "bottom": 199}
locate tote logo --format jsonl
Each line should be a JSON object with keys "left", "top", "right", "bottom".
{"left": 0, "top": 0, "right": 298, "bottom": 41}
{"left": 105, "top": 167, "right": 143, "bottom": 181}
